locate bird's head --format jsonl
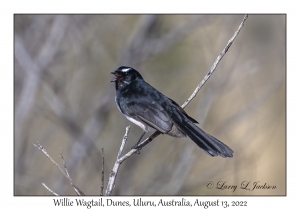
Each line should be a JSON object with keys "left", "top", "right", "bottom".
{"left": 111, "top": 66, "right": 143, "bottom": 90}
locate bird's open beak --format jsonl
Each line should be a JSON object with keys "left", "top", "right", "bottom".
{"left": 111, "top": 71, "right": 120, "bottom": 82}
{"left": 110, "top": 71, "right": 116, "bottom": 82}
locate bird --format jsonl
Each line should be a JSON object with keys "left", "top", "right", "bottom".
{"left": 111, "top": 66, "right": 233, "bottom": 158}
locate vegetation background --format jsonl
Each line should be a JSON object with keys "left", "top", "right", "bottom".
{"left": 14, "top": 14, "right": 285, "bottom": 195}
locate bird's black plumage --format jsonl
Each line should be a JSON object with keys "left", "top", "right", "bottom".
{"left": 111, "top": 66, "right": 233, "bottom": 158}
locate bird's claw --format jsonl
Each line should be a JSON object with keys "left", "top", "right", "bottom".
{"left": 131, "top": 144, "right": 141, "bottom": 154}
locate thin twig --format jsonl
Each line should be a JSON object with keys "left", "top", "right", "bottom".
{"left": 42, "top": 183, "right": 59, "bottom": 196}
{"left": 100, "top": 148, "right": 105, "bottom": 196}
{"left": 33, "top": 141, "right": 85, "bottom": 196}
{"left": 105, "top": 15, "right": 248, "bottom": 196}
{"left": 105, "top": 126, "right": 130, "bottom": 196}
{"left": 60, "top": 149, "right": 71, "bottom": 179}
{"left": 181, "top": 14, "right": 248, "bottom": 108}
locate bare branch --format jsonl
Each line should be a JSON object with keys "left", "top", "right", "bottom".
{"left": 100, "top": 148, "right": 105, "bottom": 196}
{"left": 42, "top": 183, "right": 59, "bottom": 196}
{"left": 105, "top": 126, "right": 130, "bottom": 196}
{"left": 105, "top": 15, "right": 248, "bottom": 196}
{"left": 33, "top": 142, "right": 85, "bottom": 196}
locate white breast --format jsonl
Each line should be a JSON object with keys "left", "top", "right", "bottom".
{"left": 125, "top": 115, "right": 151, "bottom": 132}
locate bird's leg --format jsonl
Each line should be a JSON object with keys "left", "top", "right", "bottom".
{"left": 131, "top": 131, "right": 146, "bottom": 153}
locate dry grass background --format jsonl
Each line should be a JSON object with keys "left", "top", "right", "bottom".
{"left": 14, "top": 14, "right": 285, "bottom": 196}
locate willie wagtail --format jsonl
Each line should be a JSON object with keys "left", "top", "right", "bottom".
{"left": 111, "top": 66, "right": 233, "bottom": 158}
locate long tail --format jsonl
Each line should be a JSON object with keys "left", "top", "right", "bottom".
{"left": 174, "top": 115, "right": 233, "bottom": 158}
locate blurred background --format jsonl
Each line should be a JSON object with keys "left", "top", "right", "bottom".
{"left": 14, "top": 14, "right": 285, "bottom": 195}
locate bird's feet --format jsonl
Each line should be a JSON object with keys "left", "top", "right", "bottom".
{"left": 131, "top": 131, "right": 146, "bottom": 154}
{"left": 131, "top": 144, "right": 141, "bottom": 154}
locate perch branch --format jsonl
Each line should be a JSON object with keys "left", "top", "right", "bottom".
{"left": 106, "top": 14, "right": 248, "bottom": 196}
{"left": 105, "top": 126, "right": 130, "bottom": 196}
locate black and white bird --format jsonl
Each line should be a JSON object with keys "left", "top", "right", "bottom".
{"left": 111, "top": 66, "right": 233, "bottom": 158}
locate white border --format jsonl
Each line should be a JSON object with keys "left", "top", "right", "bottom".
{"left": 2, "top": 1, "right": 298, "bottom": 209}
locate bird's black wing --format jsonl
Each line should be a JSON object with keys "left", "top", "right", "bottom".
{"left": 120, "top": 100, "right": 173, "bottom": 133}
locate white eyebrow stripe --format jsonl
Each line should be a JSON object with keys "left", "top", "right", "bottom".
{"left": 121, "top": 68, "right": 131, "bottom": 72}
